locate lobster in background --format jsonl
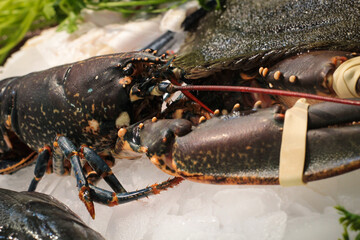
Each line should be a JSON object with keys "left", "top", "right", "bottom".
{"left": 0, "top": 188, "right": 105, "bottom": 239}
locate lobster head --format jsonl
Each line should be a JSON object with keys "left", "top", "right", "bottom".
{"left": 62, "top": 50, "right": 172, "bottom": 123}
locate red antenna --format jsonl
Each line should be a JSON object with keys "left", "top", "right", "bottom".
{"left": 169, "top": 78, "right": 214, "bottom": 114}
{"left": 172, "top": 85, "right": 360, "bottom": 108}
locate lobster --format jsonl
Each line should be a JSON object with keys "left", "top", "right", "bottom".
{"left": 0, "top": 48, "right": 359, "bottom": 219}
{"left": 0, "top": 188, "right": 105, "bottom": 239}
{"left": 0, "top": 0, "right": 360, "bottom": 220}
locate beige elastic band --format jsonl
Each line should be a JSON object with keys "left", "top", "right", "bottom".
{"left": 279, "top": 98, "right": 309, "bottom": 186}
{"left": 333, "top": 56, "right": 360, "bottom": 98}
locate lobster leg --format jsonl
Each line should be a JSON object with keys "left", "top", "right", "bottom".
{"left": 80, "top": 146, "right": 126, "bottom": 193}
{"left": 28, "top": 146, "right": 51, "bottom": 191}
{"left": 54, "top": 136, "right": 95, "bottom": 218}
{"left": 54, "top": 136, "right": 125, "bottom": 193}
{"left": 54, "top": 137, "right": 183, "bottom": 207}
{"left": 89, "top": 177, "right": 183, "bottom": 206}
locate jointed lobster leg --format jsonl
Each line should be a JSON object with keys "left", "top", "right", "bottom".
{"left": 52, "top": 136, "right": 183, "bottom": 216}
{"left": 89, "top": 177, "right": 183, "bottom": 207}
{"left": 28, "top": 146, "right": 51, "bottom": 191}
{"left": 54, "top": 136, "right": 126, "bottom": 195}
{"left": 79, "top": 146, "right": 126, "bottom": 193}
{"left": 53, "top": 136, "right": 95, "bottom": 217}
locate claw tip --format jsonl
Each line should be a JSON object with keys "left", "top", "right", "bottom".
{"left": 79, "top": 186, "right": 95, "bottom": 219}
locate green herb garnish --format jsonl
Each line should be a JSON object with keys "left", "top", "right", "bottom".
{"left": 336, "top": 206, "right": 360, "bottom": 240}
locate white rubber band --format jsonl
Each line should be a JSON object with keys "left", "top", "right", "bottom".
{"left": 279, "top": 98, "right": 309, "bottom": 186}
{"left": 333, "top": 56, "right": 360, "bottom": 98}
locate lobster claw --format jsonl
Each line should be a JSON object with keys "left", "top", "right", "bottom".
{"left": 115, "top": 102, "right": 360, "bottom": 185}
{"left": 114, "top": 118, "right": 192, "bottom": 175}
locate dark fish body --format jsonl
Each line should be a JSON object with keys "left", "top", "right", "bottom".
{"left": 175, "top": 0, "right": 360, "bottom": 78}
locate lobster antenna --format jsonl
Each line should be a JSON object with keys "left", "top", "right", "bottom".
{"left": 169, "top": 77, "right": 214, "bottom": 114}
{"left": 160, "top": 56, "right": 175, "bottom": 70}
{"left": 171, "top": 85, "right": 360, "bottom": 106}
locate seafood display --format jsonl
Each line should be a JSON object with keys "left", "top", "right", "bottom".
{"left": 0, "top": 0, "right": 359, "bottom": 239}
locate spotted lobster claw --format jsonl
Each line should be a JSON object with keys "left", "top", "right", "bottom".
{"left": 114, "top": 118, "right": 193, "bottom": 176}
{"left": 115, "top": 102, "right": 360, "bottom": 185}
{"left": 261, "top": 51, "right": 360, "bottom": 99}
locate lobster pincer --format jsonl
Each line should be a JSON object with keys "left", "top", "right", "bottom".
{"left": 114, "top": 117, "right": 193, "bottom": 176}
{"left": 115, "top": 101, "right": 360, "bottom": 185}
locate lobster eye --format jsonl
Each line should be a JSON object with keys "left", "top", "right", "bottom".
{"left": 123, "top": 63, "right": 134, "bottom": 76}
